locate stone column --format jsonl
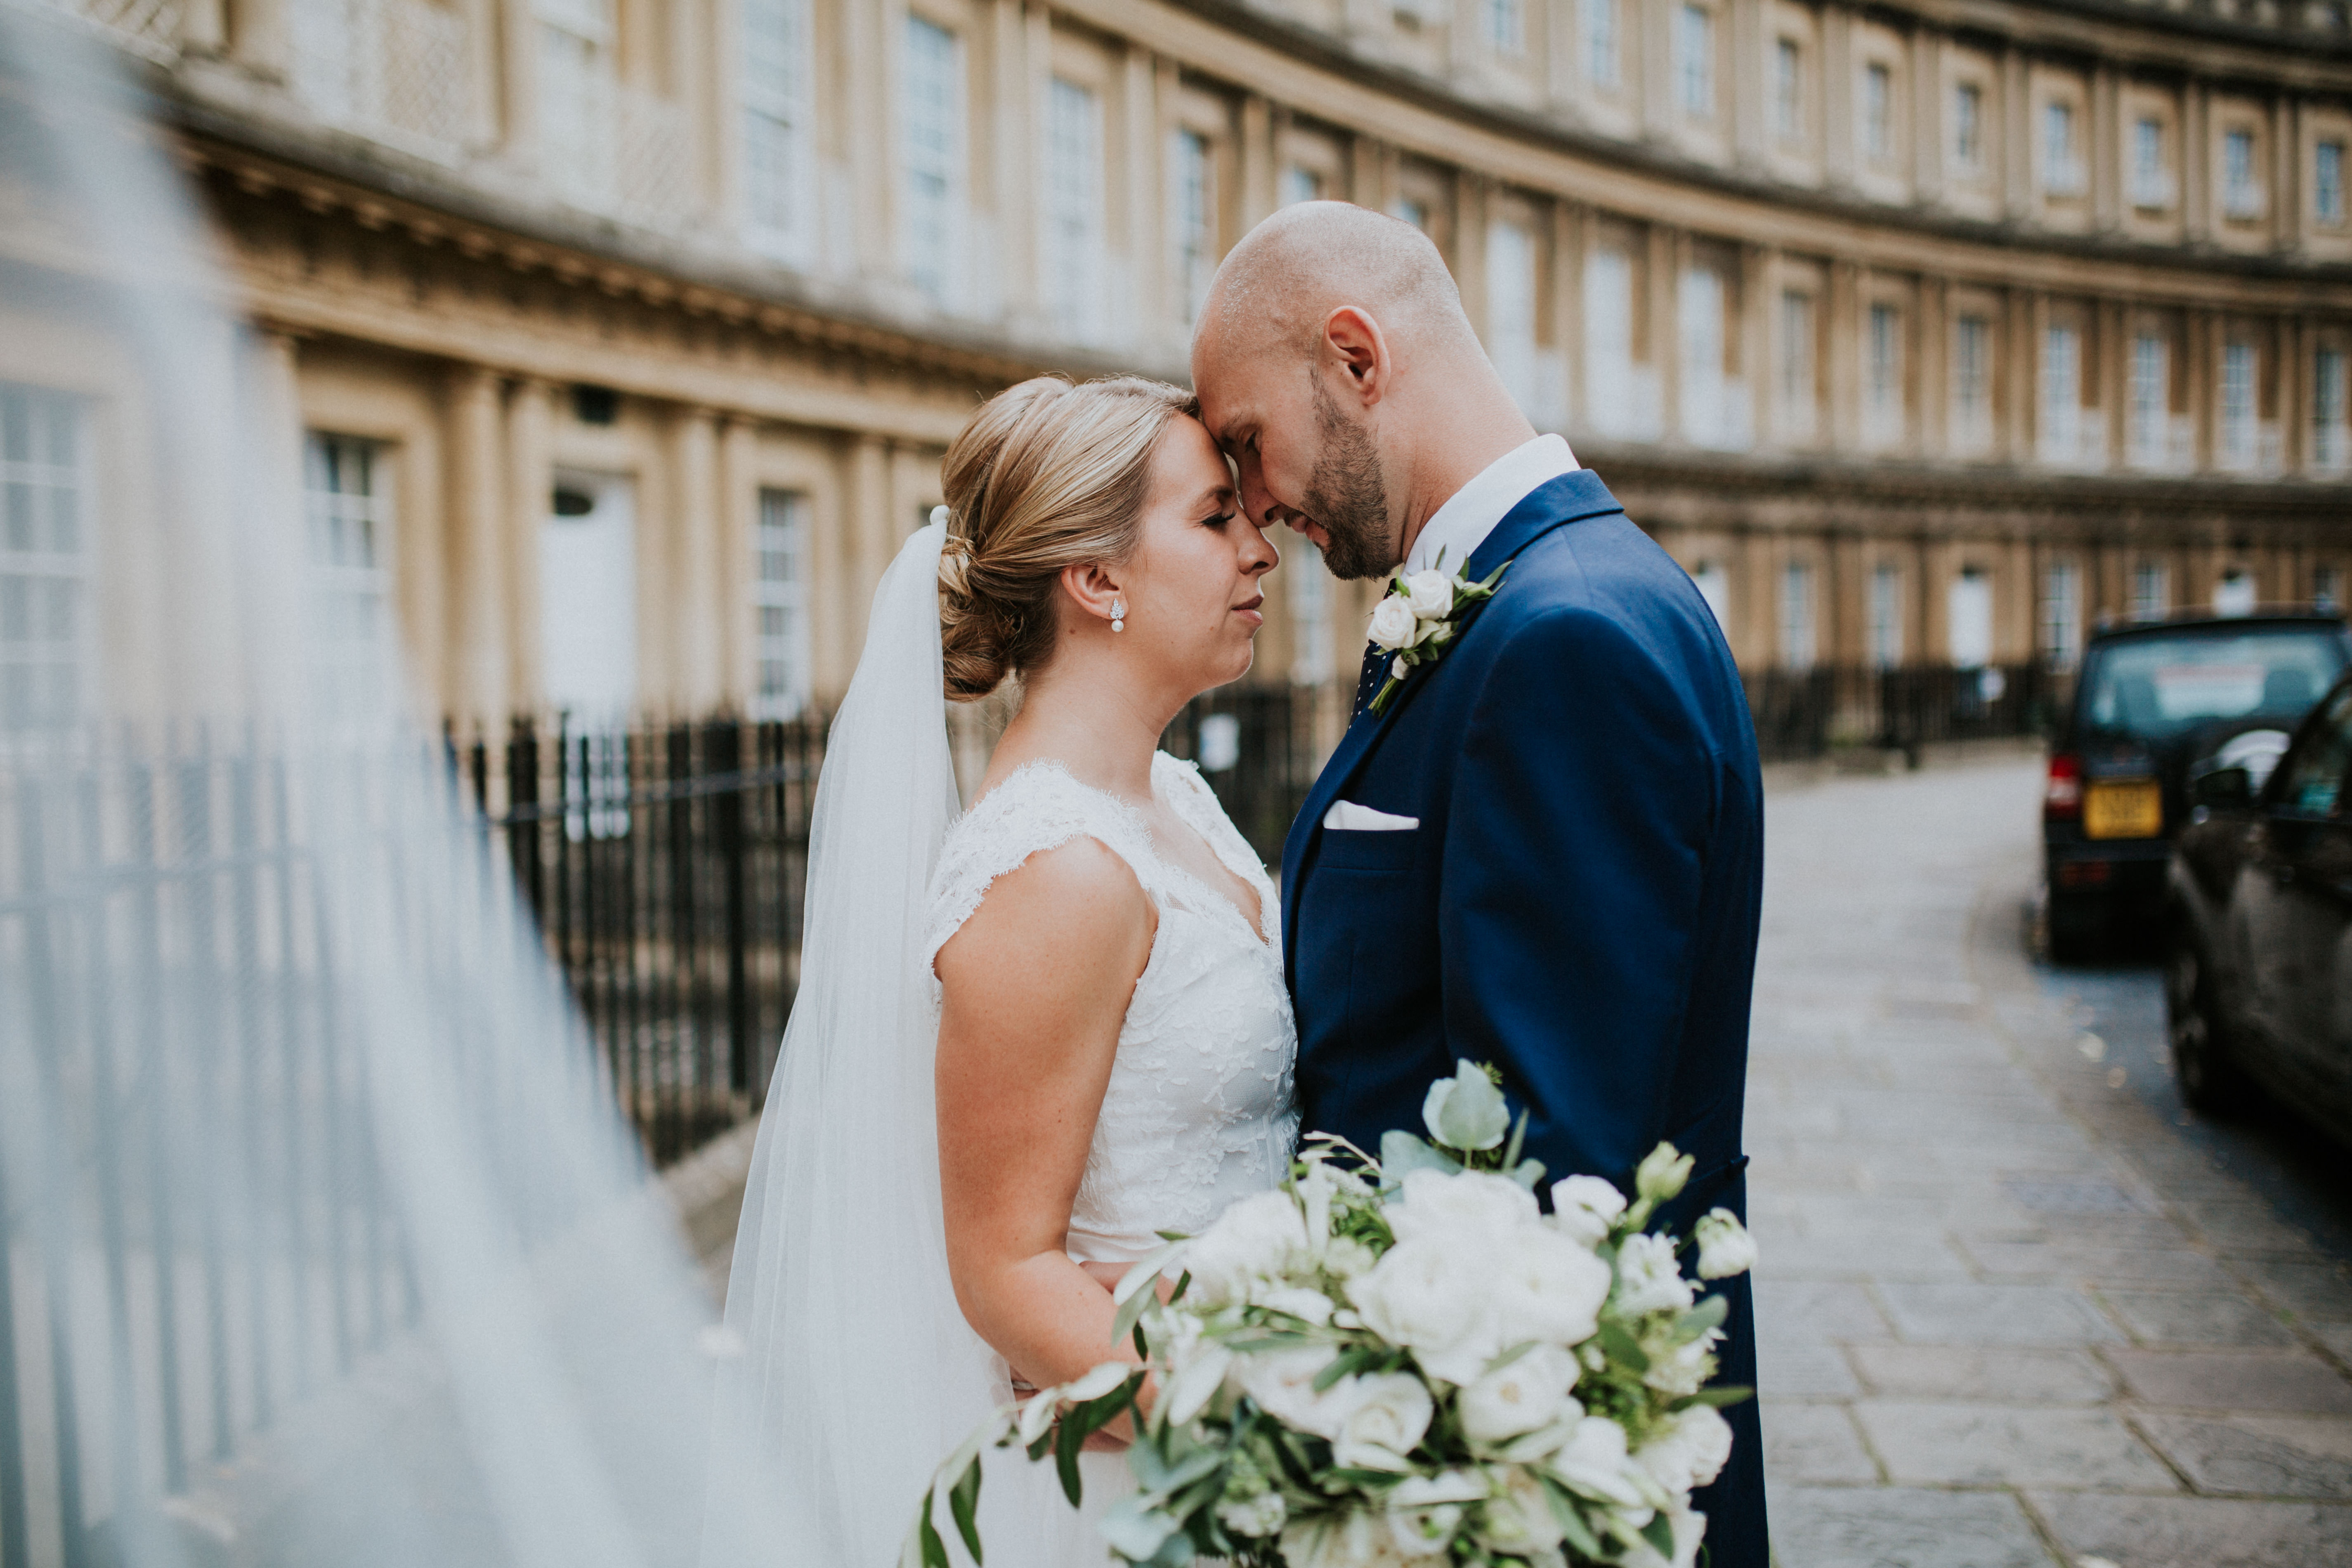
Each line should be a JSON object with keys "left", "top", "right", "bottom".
{"left": 1917, "top": 275, "right": 1948, "bottom": 459}
{"left": 1742, "top": 243, "right": 1777, "bottom": 447}
{"left": 673, "top": 406, "right": 725, "bottom": 714}
{"left": 717, "top": 418, "right": 759, "bottom": 712}
{"left": 1826, "top": 260, "right": 1860, "bottom": 450}
{"left": 2279, "top": 314, "right": 2304, "bottom": 475}
{"left": 1729, "top": 0, "right": 1768, "bottom": 165}
{"left": 2183, "top": 79, "right": 2211, "bottom": 243}
{"left": 1240, "top": 95, "right": 1276, "bottom": 229}
{"left": 1822, "top": 5, "right": 1856, "bottom": 187}
{"left": 229, "top": 0, "right": 289, "bottom": 76}
{"left": 2092, "top": 63, "right": 2121, "bottom": 232}
{"left": 1119, "top": 46, "right": 1158, "bottom": 354}
{"left": 501, "top": 0, "right": 540, "bottom": 166}
{"left": 1457, "top": 176, "right": 1493, "bottom": 350}
{"left": 444, "top": 364, "right": 509, "bottom": 727}
{"left": 1913, "top": 28, "right": 1945, "bottom": 205}
{"left": 1556, "top": 203, "right": 1589, "bottom": 436}
{"left": 505, "top": 377, "right": 555, "bottom": 713}
{"left": 2272, "top": 92, "right": 2298, "bottom": 253}
{"left": 2189, "top": 307, "right": 2218, "bottom": 471}
{"left": 1652, "top": 225, "right": 1683, "bottom": 442}
{"left": 1640, "top": 0, "right": 1675, "bottom": 140}
{"left": 844, "top": 433, "right": 892, "bottom": 672}
{"left": 2001, "top": 45, "right": 2032, "bottom": 222}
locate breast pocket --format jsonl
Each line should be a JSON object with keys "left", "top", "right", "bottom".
{"left": 1298, "top": 827, "right": 1438, "bottom": 1084}
{"left": 1317, "top": 826, "right": 1422, "bottom": 875}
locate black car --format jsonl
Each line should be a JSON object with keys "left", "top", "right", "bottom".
{"left": 2045, "top": 611, "right": 2352, "bottom": 961}
{"left": 2166, "top": 670, "right": 2352, "bottom": 1141}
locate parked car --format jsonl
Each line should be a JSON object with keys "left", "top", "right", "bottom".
{"left": 2045, "top": 611, "right": 2352, "bottom": 960}
{"left": 2165, "top": 670, "right": 2352, "bottom": 1142}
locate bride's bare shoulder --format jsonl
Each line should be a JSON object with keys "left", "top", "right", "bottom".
{"left": 934, "top": 835, "right": 1153, "bottom": 1001}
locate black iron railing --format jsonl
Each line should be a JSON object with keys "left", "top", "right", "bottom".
{"left": 1742, "top": 663, "right": 2059, "bottom": 763}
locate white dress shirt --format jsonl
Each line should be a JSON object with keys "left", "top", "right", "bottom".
{"left": 1401, "top": 434, "right": 1580, "bottom": 578}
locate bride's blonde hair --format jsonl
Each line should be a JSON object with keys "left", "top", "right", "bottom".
{"left": 937, "top": 374, "right": 1198, "bottom": 701}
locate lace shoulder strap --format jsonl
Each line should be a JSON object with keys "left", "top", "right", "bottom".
{"left": 923, "top": 760, "right": 1166, "bottom": 974}
{"left": 1155, "top": 752, "right": 1274, "bottom": 897}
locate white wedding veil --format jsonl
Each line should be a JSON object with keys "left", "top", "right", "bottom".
{"left": 698, "top": 515, "right": 1007, "bottom": 1568}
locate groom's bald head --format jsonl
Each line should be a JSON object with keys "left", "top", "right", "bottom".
{"left": 1193, "top": 201, "right": 1476, "bottom": 371}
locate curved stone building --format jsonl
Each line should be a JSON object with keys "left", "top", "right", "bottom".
{"left": 9, "top": 0, "right": 2352, "bottom": 728}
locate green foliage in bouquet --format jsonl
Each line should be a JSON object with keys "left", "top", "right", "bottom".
{"left": 907, "top": 1062, "right": 1757, "bottom": 1568}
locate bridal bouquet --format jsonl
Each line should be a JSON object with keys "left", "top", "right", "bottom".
{"left": 907, "top": 1062, "right": 1756, "bottom": 1568}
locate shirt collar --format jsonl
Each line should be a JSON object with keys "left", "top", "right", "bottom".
{"left": 1401, "top": 434, "right": 1580, "bottom": 578}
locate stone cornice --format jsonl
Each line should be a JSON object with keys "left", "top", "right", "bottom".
{"left": 1141, "top": 0, "right": 2352, "bottom": 283}
{"left": 1583, "top": 439, "right": 2352, "bottom": 517}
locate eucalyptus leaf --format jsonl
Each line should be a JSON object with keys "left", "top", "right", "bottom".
{"left": 1099, "top": 1496, "right": 1181, "bottom": 1561}
{"left": 1055, "top": 1416, "right": 1085, "bottom": 1507}
{"left": 1507, "top": 1157, "right": 1547, "bottom": 1191}
{"left": 1640, "top": 1511, "right": 1677, "bottom": 1557}
{"left": 1379, "top": 1129, "right": 1462, "bottom": 1187}
{"left": 1674, "top": 1383, "right": 1756, "bottom": 1408}
{"left": 947, "top": 1458, "right": 985, "bottom": 1563}
{"left": 918, "top": 1493, "right": 949, "bottom": 1568}
{"left": 1598, "top": 1320, "right": 1649, "bottom": 1373}
{"left": 1675, "top": 1293, "right": 1730, "bottom": 1343}
{"left": 1537, "top": 1475, "right": 1604, "bottom": 1559}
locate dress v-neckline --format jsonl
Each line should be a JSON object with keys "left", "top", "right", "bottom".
{"left": 990, "top": 757, "right": 1276, "bottom": 949}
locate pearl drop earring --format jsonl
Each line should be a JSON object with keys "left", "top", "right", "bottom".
{"left": 1111, "top": 598, "right": 1126, "bottom": 633}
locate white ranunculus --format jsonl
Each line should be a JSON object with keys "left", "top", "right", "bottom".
{"left": 1323, "top": 1236, "right": 1377, "bottom": 1280}
{"left": 1217, "top": 1490, "right": 1289, "bottom": 1538}
{"left": 1347, "top": 1233, "right": 1499, "bottom": 1387}
{"left": 1642, "top": 1327, "right": 1721, "bottom": 1398}
{"left": 1386, "top": 1169, "right": 1538, "bottom": 1249}
{"left": 1260, "top": 1285, "right": 1337, "bottom": 1326}
{"left": 1613, "top": 1233, "right": 1696, "bottom": 1318}
{"left": 1635, "top": 1405, "right": 1734, "bottom": 1496}
{"left": 1402, "top": 569, "right": 1456, "bottom": 620}
{"left": 1457, "top": 1343, "right": 1578, "bottom": 1444}
{"left": 1387, "top": 1471, "right": 1486, "bottom": 1558}
{"left": 1692, "top": 1207, "right": 1758, "bottom": 1280}
{"left": 1490, "top": 1228, "right": 1614, "bottom": 1349}
{"left": 1369, "top": 596, "right": 1419, "bottom": 651}
{"left": 1550, "top": 1175, "right": 1629, "bottom": 1247}
{"left": 1185, "top": 1189, "right": 1309, "bottom": 1307}
{"left": 1332, "top": 1372, "right": 1434, "bottom": 1471}
{"left": 1420, "top": 1060, "right": 1511, "bottom": 1150}
{"left": 1282, "top": 1510, "right": 1421, "bottom": 1568}
{"left": 1548, "top": 1416, "right": 1656, "bottom": 1510}
{"left": 1635, "top": 1144, "right": 1695, "bottom": 1204}
{"left": 1477, "top": 1466, "right": 1568, "bottom": 1554}
{"left": 1235, "top": 1346, "right": 1358, "bottom": 1439}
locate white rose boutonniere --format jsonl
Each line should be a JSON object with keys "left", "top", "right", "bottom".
{"left": 1364, "top": 549, "right": 1508, "bottom": 715}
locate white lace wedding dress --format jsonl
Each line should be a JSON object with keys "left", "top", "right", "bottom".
{"left": 921, "top": 751, "right": 1300, "bottom": 1559}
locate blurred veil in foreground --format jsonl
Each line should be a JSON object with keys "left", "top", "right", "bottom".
{"left": 0, "top": 12, "right": 737, "bottom": 1566}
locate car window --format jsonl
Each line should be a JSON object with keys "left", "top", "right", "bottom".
{"left": 2272, "top": 686, "right": 2352, "bottom": 818}
{"left": 2081, "top": 628, "right": 2348, "bottom": 741}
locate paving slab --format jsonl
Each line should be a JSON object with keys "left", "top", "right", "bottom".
{"left": 1760, "top": 1402, "right": 1879, "bottom": 1484}
{"left": 2104, "top": 1347, "right": 2352, "bottom": 1414}
{"left": 1846, "top": 1344, "right": 2116, "bottom": 1405}
{"left": 1878, "top": 1282, "right": 2125, "bottom": 1345}
{"left": 2099, "top": 1290, "right": 2298, "bottom": 1348}
{"left": 1853, "top": 1401, "right": 2178, "bottom": 1490}
{"left": 1963, "top": 1242, "right": 2239, "bottom": 1290}
{"left": 2134, "top": 1412, "right": 2352, "bottom": 1498}
{"left": 1768, "top": 1486, "right": 2056, "bottom": 1568}
{"left": 2029, "top": 1491, "right": 2352, "bottom": 1568}
{"left": 2232, "top": 1257, "right": 2352, "bottom": 1324}
{"left": 1752, "top": 1280, "right": 1896, "bottom": 1340}
{"left": 1757, "top": 1338, "right": 1863, "bottom": 1398}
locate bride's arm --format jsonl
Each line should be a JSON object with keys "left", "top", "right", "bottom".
{"left": 935, "top": 838, "right": 1157, "bottom": 1416}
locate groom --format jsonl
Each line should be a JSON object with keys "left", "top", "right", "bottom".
{"left": 1193, "top": 203, "right": 1767, "bottom": 1563}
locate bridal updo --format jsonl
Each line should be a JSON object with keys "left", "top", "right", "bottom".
{"left": 937, "top": 374, "right": 1198, "bottom": 701}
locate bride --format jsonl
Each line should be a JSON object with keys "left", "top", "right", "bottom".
{"left": 701, "top": 374, "right": 1299, "bottom": 1567}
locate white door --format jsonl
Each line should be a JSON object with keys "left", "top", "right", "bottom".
{"left": 1948, "top": 568, "right": 1993, "bottom": 669}
{"left": 542, "top": 471, "right": 637, "bottom": 719}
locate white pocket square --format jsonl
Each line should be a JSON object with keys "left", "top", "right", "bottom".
{"left": 1323, "top": 801, "right": 1419, "bottom": 831}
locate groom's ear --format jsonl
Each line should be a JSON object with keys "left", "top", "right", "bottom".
{"left": 1320, "top": 307, "right": 1389, "bottom": 406}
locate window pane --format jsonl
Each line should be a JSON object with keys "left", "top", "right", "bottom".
{"left": 754, "top": 489, "right": 812, "bottom": 719}
{"left": 1, "top": 383, "right": 89, "bottom": 734}
{"left": 1172, "top": 130, "right": 1214, "bottom": 326}
{"left": 1046, "top": 77, "right": 1104, "bottom": 341}
{"left": 1678, "top": 5, "right": 1712, "bottom": 117}
{"left": 902, "top": 17, "right": 961, "bottom": 302}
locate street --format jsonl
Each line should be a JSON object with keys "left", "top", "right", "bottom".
{"left": 1752, "top": 750, "right": 2352, "bottom": 1568}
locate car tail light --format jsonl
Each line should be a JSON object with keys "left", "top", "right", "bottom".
{"left": 2045, "top": 753, "right": 2083, "bottom": 819}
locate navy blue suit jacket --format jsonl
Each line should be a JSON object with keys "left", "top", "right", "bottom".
{"left": 1280, "top": 470, "right": 1767, "bottom": 1564}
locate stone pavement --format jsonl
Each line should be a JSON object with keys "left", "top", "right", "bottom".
{"left": 1749, "top": 754, "right": 2352, "bottom": 1568}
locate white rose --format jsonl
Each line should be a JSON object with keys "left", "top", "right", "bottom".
{"left": 1217, "top": 1490, "right": 1289, "bottom": 1538}
{"left": 1368, "top": 595, "right": 1419, "bottom": 651}
{"left": 1634, "top": 1405, "right": 1734, "bottom": 1497}
{"left": 1619, "top": 1503, "right": 1707, "bottom": 1568}
{"left": 1331, "top": 1373, "right": 1434, "bottom": 1471}
{"left": 1387, "top": 1471, "right": 1486, "bottom": 1558}
{"left": 1236, "top": 1347, "right": 1358, "bottom": 1439}
{"left": 1457, "top": 1344, "right": 1578, "bottom": 1445}
{"left": 1477, "top": 1466, "right": 1567, "bottom": 1554}
{"left": 1347, "top": 1234, "right": 1500, "bottom": 1387}
{"left": 1186, "top": 1189, "right": 1309, "bottom": 1307}
{"left": 1389, "top": 654, "right": 1409, "bottom": 682}
{"left": 1282, "top": 1510, "right": 1420, "bottom": 1568}
{"left": 1613, "top": 1233, "right": 1695, "bottom": 1318}
{"left": 1402, "top": 569, "right": 1456, "bottom": 620}
{"left": 1547, "top": 1416, "right": 1658, "bottom": 1510}
{"left": 1490, "top": 1228, "right": 1614, "bottom": 1349}
{"left": 1693, "top": 1208, "right": 1758, "bottom": 1280}
{"left": 1642, "top": 1327, "right": 1721, "bottom": 1398}
{"left": 1550, "top": 1175, "right": 1629, "bottom": 1247}
{"left": 1386, "top": 1169, "right": 1538, "bottom": 1249}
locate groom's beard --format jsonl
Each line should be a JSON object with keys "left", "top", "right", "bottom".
{"left": 1301, "top": 383, "right": 1394, "bottom": 581}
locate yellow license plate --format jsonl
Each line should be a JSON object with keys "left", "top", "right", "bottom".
{"left": 2084, "top": 780, "right": 2163, "bottom": 840}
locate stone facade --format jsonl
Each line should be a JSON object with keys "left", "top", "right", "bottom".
{"left": 9, "top": 0, "right": 2352, "bottom": 726}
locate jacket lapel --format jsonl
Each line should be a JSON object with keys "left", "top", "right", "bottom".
{"left": 1282, "top": 469, "right": 1626, "bottom": 972}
